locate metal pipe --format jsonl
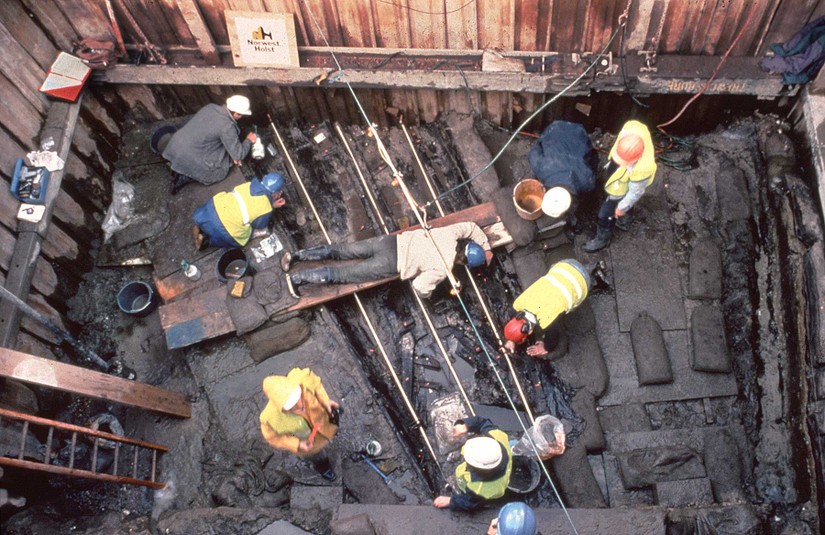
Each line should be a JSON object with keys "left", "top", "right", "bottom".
{"left": 269, "top": 119, "right": 446, "bottom": 481}
{"left": 0, "top": 284, "right": 110, "bottom": 372}
{"left": 399, "top": 121, "right": 535, "bottom": 424}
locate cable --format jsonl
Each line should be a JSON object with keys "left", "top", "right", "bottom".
{"left": 377, "top": 0, "right": 475, "bottom": 16}
{"left": 657, "top": 3, "right": 759, "bottom": 132}
{"left": 423, "top": 21, "right": 627, "bottom": 210}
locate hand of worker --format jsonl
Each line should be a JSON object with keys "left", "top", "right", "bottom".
{"left": 433, "top": 496, "right": 452, "bottom": 508}
{"left": 526, "top": 341, "right": 549, "bottom": 358}
{"left": 502, "top": 340, "right": 516, "bottom": 354}
{"left": 298, "top": 439, "right": 312, "bottom": 453}
{"left": 233, "top": 159, "right": 243, "bottom": 166}
{"left": 614, "top": 207, "right": 626, "bottom": 218}
{"left": 246, "top": 132, "right": 258, "bottom": 143}
{"left": 272, "top": 197, "right": 287, "bottom": 209}
{"left": 449, "top": 281, "right": 462, "bottom": 296}
{"left": 325, "top": 399, "right": 340, "bottom": 414}
{"left": 451, "top": 423, "right": 468, "bottom": 439}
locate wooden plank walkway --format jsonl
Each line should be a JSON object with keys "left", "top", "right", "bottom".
{"left": 158, "top": 202, "right": 512, "bottom": 349}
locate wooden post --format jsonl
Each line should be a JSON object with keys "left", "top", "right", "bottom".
{"left": 0, "top": 99, "right": 81, "bottom": 348}
{"left": 176, "top": 0, "right": 221, "bottom": 65}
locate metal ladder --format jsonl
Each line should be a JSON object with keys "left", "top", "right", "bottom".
{"left": 0, "top": 407, "right": 167, "bottom": 489}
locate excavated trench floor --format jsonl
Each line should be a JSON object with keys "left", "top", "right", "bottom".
{"left": 1, "top": 110, "right": 819, "bottom": 534}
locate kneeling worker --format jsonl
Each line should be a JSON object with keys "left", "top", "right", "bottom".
{"left": 192, "top": 172, "right": 286, "bottom": 250}
{"left": 259, "top": 368, "right": 341, "bottom": 480}
{"left": 503, "top": 259, "right": 606, "bottom": 358}
{"left": 281, "top": 221, "right": 493, "bottom": 298}
{"left": 433, "top": 416, "right": 513, "bottom": 511}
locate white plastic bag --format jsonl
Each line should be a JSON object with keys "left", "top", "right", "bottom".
{"left": 511, "top": 414, "right": 566, "bottom": 460}
{"left": 101, "top": 172, "right": 135, "bottom": 243}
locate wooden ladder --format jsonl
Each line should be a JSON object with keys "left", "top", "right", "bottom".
{"left": 0, "top": 407, "right": 167, "bottom": 489}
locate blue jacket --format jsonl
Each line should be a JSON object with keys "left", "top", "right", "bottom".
{"left": 528, "top": 121, "right": 597, "bottom": 196}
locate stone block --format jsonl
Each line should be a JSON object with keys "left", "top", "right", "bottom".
{"left": 599, "top": 404, "right": 652, "bottom": 434}
{"left": 330, "top": 513, "right": 376, "bottom": 535}
{"left": 688, "top": 239, "right": 722, "bottom": 299}
{"left": 549, "top": 441, "right": 607, "bottom": 508}
{"left": 571, "top": 390, "right": 606, "bottom": 452}
{"left": 630, "top": 312, "right": 673, "bottom": 385}
{"left": 617, "top": 446, "right": 706, "bottom": 489}
{"left": 493, "top": 185, "right": 536, "bottom": 247}
{"left": 691, "top": 305, "right": 731, "bottom": 373}
{"left": 716, "top": 167, "right": 751, "bottom": 222}
{"left": 259, "top": 520, "right": 312, "bottom": 534}
{"left": 703, "top": 427, "right": 745, "bottom": 502}
{"left": 290, "top": 485, "right": 343, "bottom": 511}
{"left": 654, "top": 477, "right": 714, "bottom": 507}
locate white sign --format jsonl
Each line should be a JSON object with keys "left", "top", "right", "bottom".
{"left": 226, "top": 11, "right": 299, "bottom": 68}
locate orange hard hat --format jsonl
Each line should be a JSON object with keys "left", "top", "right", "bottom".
{"left": 612, "top": 133, "right": 644, "bottom": 166}
{"left": 504, "top": 317, "right": 530, "bottom": 344}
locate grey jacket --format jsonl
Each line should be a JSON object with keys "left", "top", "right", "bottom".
{"left": 396, "top": 222, "right": 490, "bottom": 298}
{"left": 162, "top": 104, "right": 251, "bottom": 184}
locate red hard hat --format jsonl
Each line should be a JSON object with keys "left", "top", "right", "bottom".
{"left": 504, "top": 317, "right": 529, "bottom": 344}
{"left": 613, "top": 133, "right": 644, "bottom": 166}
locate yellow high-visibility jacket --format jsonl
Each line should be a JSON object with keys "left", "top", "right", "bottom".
{"left": 604, "top": 120, "right": 657, "bottom": 198}
{"left": 214, "top": 182, "right": 273, "bottom": 246}
{"left": 512, "top": 260, "right": 589, "bottom": 329}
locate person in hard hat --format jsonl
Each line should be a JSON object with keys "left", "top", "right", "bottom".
{"left": 433, "top": 416, "right": 513, "bottom": 511}
{"left": 488, "top": 502, "right": 538, "bottom": 535}
{"left": 582, "top": 120, "right": 657, "bottom": 252}
{"left": 528, "top": 120, "right": 598, "bottom": 223}
{"left": 502, "top": 259, "right": 606, "bottom": 358}
{"left": 191, "top": 172, "right": 286, "bottom": 250}
{"left": 281, "top": 222, "right": 493, "bottom": 298}
{"left": 162, "top": 95, "right": 258, "bottom": 194}
{"left": 259, "top": 368, "right": 341, "bottom": 481}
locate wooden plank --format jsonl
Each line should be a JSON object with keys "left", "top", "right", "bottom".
{"left": 624, "top": 0, "right": 656, "bottom": 51}
{"left": 100, "top": 55, "right": 791, "bottom": 97}
{"left": 477, "top": 0, "right": 514, "bottom": 50}
{"left": 157, "top": 202, "right": 512, "bottom": 348}
{"left": 0, "top": 271, "right": 64, "bottom": 345}
{"left": 336, "top": 0, "right": 375, "bottom": 47}
{"left": 0, "top": 100, "right": 79, "bottom": 347}
{"left": 0, "top": 348, "right": 191, "bottom": 418}
{"left": 53, "top": 0, "right": 112, "bottom": 41}
{"left": 175, "top": 0, "right": 221, "bottom": 65}
{"left": 0, "top": 19, "right": 50, "bottom": 111}
{"left": 757, "top": 0, "right": 818, "bottom": 55}
{"left": 267, "top": 0, "right": 310, "bottom": 45}
{"left": 446, "top": 0, "right": 478, "bottom": 49}
{"left": 0, "top": 0, "right": 59, "bottom": 71}
{"left": 20, "top": 0, "right": 79, "bottom": 52}
{"left": 515, "top": 0, "right": 540, "bottom": 51}
{"left": 408, "top": 0, "right": 446, "bottom": 48}
{"left": 370, "top": 0, "right": 411, "bottom": 47}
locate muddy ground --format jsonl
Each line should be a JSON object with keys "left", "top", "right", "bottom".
{"left": 1, "top": 109, "right": 821, "bottom": 534}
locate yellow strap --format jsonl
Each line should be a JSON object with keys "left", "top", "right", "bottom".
{"left": 232, "top": 190, "right": 250, "bottom": 226}
{"left": 543, "top": 273, "right": 573, "bottom": 309}
{"left": 554, "top": 267, "right": 585, "bottom": 305}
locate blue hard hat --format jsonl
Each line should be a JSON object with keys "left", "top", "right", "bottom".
{"left": 262, "top": 172, "right": 285, "bottom": 194}
{"left": 465, "top": 241, "right": 486, "bottom": 268}
{"left": 497, "top": 502, "right": 537, "bottom": 535}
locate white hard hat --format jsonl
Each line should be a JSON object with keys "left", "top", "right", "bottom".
{"left": 541, "top": 187, "right": 571, "bottom": 218}
{"left": 226, "top": 95, "right": 252, "bottom": 116}
{"left": 282, "top": 386, "right": 302, "bottom": 410}
{"left": 463, "top": 436, "right": 503, "bottom": 470}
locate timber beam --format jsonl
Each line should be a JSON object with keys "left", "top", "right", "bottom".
{"left": 0, "top": 348, "right": 191, "bottom": 418}
{"left": 100, "top": 47, "right": 794, "bottom": 98}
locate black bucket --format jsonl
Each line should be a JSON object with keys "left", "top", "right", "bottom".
{"left": 116, "top": 281, "right": 157, "bottom": 317}
{"left": 507, "top": 454, "right": 542, "bottom": 495}
{"left": 216, "top": 248, "right": 253, "bottom": 283}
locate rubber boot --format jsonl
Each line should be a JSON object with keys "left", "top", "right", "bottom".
{"left": 294, "top": 245, "right": 334, "bottom": 262}
{"left": 290, "top": 267, "right": 334, "bottom": 286}
{"left": 583, "top": 226, "right": 612, "bottom": 253}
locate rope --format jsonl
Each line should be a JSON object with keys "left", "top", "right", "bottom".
{"left": 270, "top": 118, "right": 447, "bottom": 482}
{"left": 297, "top": 1, "right": 645, "bottom": 529}
{"left": 422, "top": 20, "right": 627, "bottom": 210}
